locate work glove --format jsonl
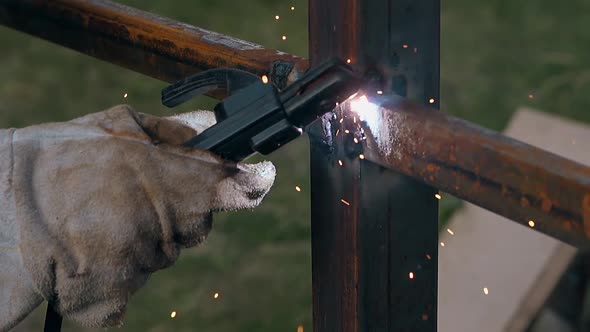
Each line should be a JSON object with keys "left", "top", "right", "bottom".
{"left": 0, "top": 105, "right": 275, "bottom": 331}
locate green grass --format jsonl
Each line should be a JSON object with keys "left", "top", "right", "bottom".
{"left": 4, "top": 0, "right": 590, "bottom": 331}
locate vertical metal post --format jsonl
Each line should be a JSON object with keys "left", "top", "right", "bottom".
{"left": 308, "top": 0, "right": 440, "bottom": 331}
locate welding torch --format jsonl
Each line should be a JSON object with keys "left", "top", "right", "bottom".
{"left": 161, "top": 58, "right": 361, "bottom": 161}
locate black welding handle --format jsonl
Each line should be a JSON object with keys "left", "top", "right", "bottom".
{"left": 161, "top": 68, "right": 259, "bottom": 107}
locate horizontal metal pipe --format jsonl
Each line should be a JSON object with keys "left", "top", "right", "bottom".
{"left": 0, "top": 0, "right": 308, "bottom": 88}
{"left": 355, "top": 95, "right": 590, "bottom": 248}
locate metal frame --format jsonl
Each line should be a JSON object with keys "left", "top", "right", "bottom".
{"left": 308, "top": 0, "right": 438, "bottom": 330}
{"left": 2, "top": 0, "right": 590, "bottom": 330}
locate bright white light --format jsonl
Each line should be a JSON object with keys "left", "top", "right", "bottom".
{"left": 349, "top": 95, "right": 380, "bottom": 131}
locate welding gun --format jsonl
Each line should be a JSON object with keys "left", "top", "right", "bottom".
{"left": 161, "top": 58, "right": 361, "bottom": 161}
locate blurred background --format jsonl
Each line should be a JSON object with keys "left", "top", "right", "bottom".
{"left": 2, "top": 0, "right": 590, "bottom": 331}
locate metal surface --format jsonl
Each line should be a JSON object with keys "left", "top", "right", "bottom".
{"left": 308, "top": 0, "right": 439, "bottom": 331}
{"left": 0, "top": 0, "right": 308, "bottom": 88}
{"left": 361, "top": 95, "right": 590, "bottom": 248}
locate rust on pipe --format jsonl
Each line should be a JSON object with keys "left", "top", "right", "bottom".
{"left": 0, "top": 0, "right": 308, "bottom": 89}
{"left": 355, "top": 95, "right": 590, "bottom": 248}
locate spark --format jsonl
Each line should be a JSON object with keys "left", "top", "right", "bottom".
{"left": 346, "top": 58, "right": 351, "bottom": 64}
{"left": 377, "top": 90, "right": 383, "bottom": 94}
{"left": 447, "top": 229, "right": 455, "bottom": 235}
{"left": 295, "top": 186, "right": 302, "bottom": 192}
{"left": 354, "top": 137, "right": 359, "bottom": 143}
{"left": 261, "top": 75, "right": 269, "bottom": 84}
{"left": 335, "top": 129, "right": 340, "bottom": 136}
{"left": 428, "top": 98, "right": 435, "bottom": 104}
{"left": 344, "top": 129, "right": 350, "bottom": 134}
{"left": 402, "top": 44, "right": 409, "bottom": 49}
{"left": 409, "top": 272, "right": 415, "bottom": 279}
{"left": 426, "top": 254, "right": 432, "bottom": 260}
{"left": 291, "top": 6, "right": 295, "bottom": 10}
{"left": 528, "top": 93, "right": 534, "bottom": 99}
{"left": 170, "top": 311, "right": 177, "bottom": 318}
{"left": 435, "top": 193, "right": 442, "bottom": 200}
{"left": 353, "top": 116, "right": 357, "bottom": 123}
{"left": 483, "top": 287, "right": 489, "bottom": 295}
{"left": 123, "top": 93, "right": 128, "bottom": 98}
{"left": 528, "top": 220, "right": 535, "bottom": 228}
{"left": 338, "top": 160, "right": 343, "bottom": 166}
{"left": 297, "top": 326, "right": 304, "bottom": 332}
{"left": 339, "top": 118, "right": 344, "bottom": 123}
{"left": 440, "top": 242, "right": 445, "bottom": 247}
{"left": 347, "top": 91, "right": 359, "bottom": 100}
{"left": 341, "top": 199, "right": 350, "bottom": 206}
{"left": 359, "top": 154, "right": 365, "bottom": 159}
{"left": 213, "top": 292, "right": 220, "bottom": 299}
{"left": 282, "top": 35, "right": 287, "bottom": 40}
{"left": 275, "top": 15, "right": 280, "bottom": 20}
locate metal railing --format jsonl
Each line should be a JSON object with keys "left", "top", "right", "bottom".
{"left": 2, "top": 0, "right": 589, "bottom": 330}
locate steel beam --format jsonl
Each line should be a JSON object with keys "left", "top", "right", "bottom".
{"left": 0, "top": 0, "right": 308, "bottom": 88}
{"left": 360, "top": 95, "right": 590, "bottom": 248}
{"left": 308, "top": 0, "right": 439, "bottom": 331}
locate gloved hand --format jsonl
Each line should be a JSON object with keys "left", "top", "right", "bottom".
{"left": 0, "top": 105, "right": 275, "bottom": 331}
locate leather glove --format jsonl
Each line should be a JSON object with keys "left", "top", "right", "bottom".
{"left": 0, "top": 105, "right": 275, "bottom": 331}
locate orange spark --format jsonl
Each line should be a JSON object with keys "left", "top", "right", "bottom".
{"left": 341, "top": 199, "right": 350, "bottom": 206}
{"left": 261, "top": 75, "right": 269, "bottom": 84}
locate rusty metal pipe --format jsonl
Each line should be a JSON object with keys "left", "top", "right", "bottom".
{"left": 358, "top": 95, "right": 590, "bottom": 248}
{"left": 0, "top": 0, "right": 308, "bottom": 88}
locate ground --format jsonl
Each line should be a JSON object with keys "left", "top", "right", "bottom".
{"left": 2, "top": 0, "right": 590, "bottom": 331}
